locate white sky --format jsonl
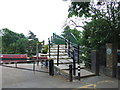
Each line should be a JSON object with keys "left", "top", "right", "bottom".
{"left": 0, "top": 0, "right": 71, "bottom": 44}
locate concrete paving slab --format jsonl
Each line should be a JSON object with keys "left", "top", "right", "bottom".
{"left": 54, "top": 64, "right": 85, "bottom": 70}
{"left": 63, "top": 69, "right": 95, "bottom": 78}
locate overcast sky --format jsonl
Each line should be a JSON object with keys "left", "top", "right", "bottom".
{"left": 0, "top": 0, "right": 71, "bottom": 44}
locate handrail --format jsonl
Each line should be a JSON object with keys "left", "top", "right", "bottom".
{"left": 53, "top": 33, "right": 78, "bottom": 46}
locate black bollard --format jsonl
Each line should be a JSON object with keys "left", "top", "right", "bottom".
{"left": 57, "top": 45, "right": 59, "bottom": 66}
{"left": 69, "top": 64, "right": 73, "bottom": 82}
{"left": 78, "top": 65, "right": 80, "bottom": 81}
{"left": 49, "top": 60, "right": 54, "bottom": 76}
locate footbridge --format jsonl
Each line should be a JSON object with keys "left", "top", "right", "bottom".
{"left": 47, "top": 33, "right": 99, "bottom": 81}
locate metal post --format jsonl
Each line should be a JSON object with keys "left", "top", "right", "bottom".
{"left": 68, "top": 41, "right": 70, "bottom": 57}
{"left": 78, "top": 65, "right": 80, "bottom": 81}
{"left": 49, "top": 60, "right": 54, "bottom": 76}
{"left": 77, "top": 44, "right": 80, "bottom": 80}
{"left": 69, "top": 64, "right": 73, "bottom": 82}
{"left": 33, "top": 60, "right": 35, "bottom": 71}
{"left": 36, "top": 43, "right": 39, "bottom": 66}
{"left": 77, "top": 44, "right": 80, "bottom": 64}
{"left": 48, "top": 38, "right": 51, "bottom": 57}
{"left": 65, "top": 40, "right": 67, "bottom": 53}
{"left": 15, "top": 62, "right": 17, "bottom": 68}
{"left": 73, "top": 50, "right": 76, "bottom": 76}
{"left": 57, "top": 44, "right": 59, "bottom": 66}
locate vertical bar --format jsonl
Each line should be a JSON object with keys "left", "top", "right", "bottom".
{"left": 65, "top": 40, "right": 67, "bottom": 53}
{"left": 69, "top": 64, "right": 73, "bottom": 82}
{"left": 77, "top": 44, "right": 80, "bottom": 80}
{"left": 73, "top": 50, "right": 76, "bottom": 76}
{"left": 77, "top": 44, "right": 80, "bottom": 64}
{"left": 48, "top": 38, "right": 51, "bottom": 57}
{"left": 68, "top": 41, "right": 70, "bottom": 57}
{"left": 36, "top": 43, "right": 39, "bottom": 66}
{"left": 78, "top": 65, "right": 80, "bottom": 81}
{"left": 49, "top": 60, "right": 54, "bottom": 76}
{"left": 49, "top": 60, "right": 51, "bottom": 75}
{"left": 51, "top": 60, "right": 54, "bottom": 76}
{"left": 15, "top": 62, "right": 17, "bottom": 68}
{"left": 33, "top": 61, "right": 35, "bottom": 71}
{"left": 57, "top": 44, "right": 59, "bottom": 66}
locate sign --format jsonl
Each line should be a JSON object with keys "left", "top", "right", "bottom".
{"left": 106, "top": 48, "right": 112, "bottom": 55}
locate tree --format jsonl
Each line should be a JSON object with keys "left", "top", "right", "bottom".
{"left": 1, "top": 28, "right": 29, "bottom": 54}
{"left": 68, "top": 1, "right": 120, "bottom": 49}
{"left": 27, "top": 31, "right": 42, "bottom": 57}
{"left": 67, "top": 1, "right": 120, "bottom": 77}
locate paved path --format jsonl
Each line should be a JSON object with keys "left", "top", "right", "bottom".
{"left": 1, "top": 64, "right": 119, "bottom": 89}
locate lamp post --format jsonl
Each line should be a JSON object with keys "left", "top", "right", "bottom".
{"left": 36, "top": 43, "right": 39, "bottom": 66}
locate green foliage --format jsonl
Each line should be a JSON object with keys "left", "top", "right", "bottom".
{"left": 61, "top": 26, "right": 82, "bottom": 44}
{"left": 68, "top": 2, "right": 90, "bottom": 18}
{"left": 67, "top": 1, "right": 120, "bottom": 64}
{"left": 1, "top": 28, "right": 42, "bottom": 56}
{"left": 2, "top": 28, "right": 29, "bottom": 54}
{"left": 42, "top": 45, "right": 48, "bottom": 54}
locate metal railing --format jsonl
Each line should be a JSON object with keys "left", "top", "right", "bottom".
{"left": 48, "top": 33, "right": 99, "bottom": 81}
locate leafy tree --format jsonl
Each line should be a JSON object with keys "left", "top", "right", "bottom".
{"left": 68, "top": 1, "right": 120, "bottom": 49}
{"left": 67, "top": 1, "right": 120, "bottom": 76}
{"left": 27, "top": 31, "right": 42, "bottom": 57}
{"left": 1, "top": 28, "right": 42, "bottom": 55}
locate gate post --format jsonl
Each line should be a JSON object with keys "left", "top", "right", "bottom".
{"left": 106, "top": 43, "right": 117, "bottom": 77}
{"left": 91, "top": 50, "right": 99, "bottom": 75}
